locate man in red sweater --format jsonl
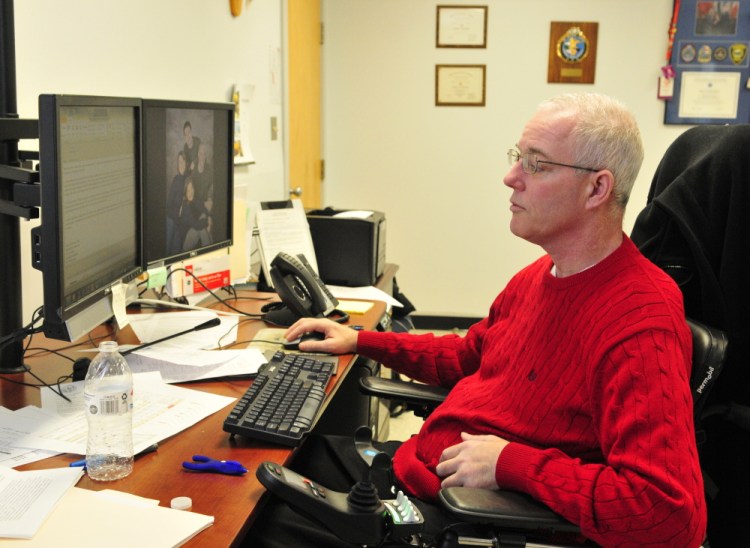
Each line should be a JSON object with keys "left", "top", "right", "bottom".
{"left": 250, "top": 94, "right": 706, "bottom": 547}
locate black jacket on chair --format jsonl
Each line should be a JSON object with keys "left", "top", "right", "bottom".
{"left": 631, "top": 124, "right": 750, "bottom": 546}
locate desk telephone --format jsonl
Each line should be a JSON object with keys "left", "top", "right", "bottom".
{"left": 264, "top": 252, "right": 348, "bottom": 326}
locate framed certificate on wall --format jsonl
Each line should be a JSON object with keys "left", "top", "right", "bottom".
{"left": 436, "top": 5, "right": 488, "bottom": 48}
{"left": 435, "top": 64, "right": 486, "bottom": 106}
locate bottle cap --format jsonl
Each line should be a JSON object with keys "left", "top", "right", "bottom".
{"left": 170, "top": 496, "right": 192, "bottom": 511}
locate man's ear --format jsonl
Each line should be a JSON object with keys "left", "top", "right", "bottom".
{"left": 585, "top": 170, "right": 615, "bottom": 210}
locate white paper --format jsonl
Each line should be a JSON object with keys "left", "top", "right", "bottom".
{"left": 255, "top": 199, "right": 318, "bottom": 287}
{"left": 124, "top": 347, "right": 266, "bottom": 383}
{"left": 15, "top": 373, "right": 235, "bottom": 456}
{"left": 110, "top": 282, "right": 130, "bottom": 331}
{"left": 328, "top": 284, "right": 403, "bottom": 309}
{"left": 125, "top": 311, "right": 237, "bottom": 351}
{"left": 9, "top": 404, "right": 112, "bottom": 455}
{"left": 0, "top": 486, "right": 213, "bottom": 546}
{"left": 93, "top": 489, "right": 159, "bottom": 508}
{"left": 332, "top": 210, "right": 373, "bottom": 220}
{"left": 0, "top": 466, "right": 83, "bottom": 539}
{"left": 0, "top": 408, "right": 59, "bottom": 469}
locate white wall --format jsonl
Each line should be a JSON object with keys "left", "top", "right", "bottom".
{"left": 13, "top": 0, "right": 286, "bottom": 324}
{"left": 12, "top": 0, "right": 696, "bottom": 324}
{"left": 321, "top": 0, "right": 691, "bottom": 318}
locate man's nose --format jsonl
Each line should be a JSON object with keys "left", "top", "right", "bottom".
{"left": 503, "top": 162, "right": 524, "bottom": 189}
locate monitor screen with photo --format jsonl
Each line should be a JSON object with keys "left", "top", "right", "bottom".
{"left": 141, "top": 99, "right": 234, "bottom": 269}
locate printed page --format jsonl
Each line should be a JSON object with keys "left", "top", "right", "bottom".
{"left": 255, "top": 199, "right": 318, "bottom": 287}
{"left": 0, "top": 466, "right": 83, "bottom": 539}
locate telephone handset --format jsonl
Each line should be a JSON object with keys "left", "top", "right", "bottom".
{"left": 267, "top": 252, "right": 347, "bottom": 325}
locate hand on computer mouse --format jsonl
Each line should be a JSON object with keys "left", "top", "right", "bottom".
{"left": 282, "top": 331, "right": 326, "bottom": 351}
{"left": 283, "top": 318, "right": 359, "bottom": 355}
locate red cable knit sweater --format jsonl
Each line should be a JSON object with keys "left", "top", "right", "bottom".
{"left": 357, "top": 236, "right": 706, "bottom": 547}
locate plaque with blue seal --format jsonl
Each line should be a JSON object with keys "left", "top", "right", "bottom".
{"left": 548, "top": 22, "right": 598, "bottom": 84}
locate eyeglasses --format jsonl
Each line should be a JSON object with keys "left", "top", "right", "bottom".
{"left": 507, "top": 148, "right": 600, "bottom": 175}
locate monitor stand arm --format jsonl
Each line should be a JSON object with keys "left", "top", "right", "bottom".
{"left": 0, "top": 137, "right": 39, "bottom": 374}
{"left": 0, "top": 0, "right": 41, "bottom": 373}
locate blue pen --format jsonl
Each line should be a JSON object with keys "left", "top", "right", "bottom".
{"left": 69, "top": 458, "right": 86, "bottom": 468}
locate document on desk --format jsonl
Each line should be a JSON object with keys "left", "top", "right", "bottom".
{"left": 255, "top": 199, "right": 318, "bottom": 287}
{"left": 12, "top": 373, "right": 235, "bottom": 456}
{"left": 125, "top": 310, "right": 238, "bottom": 350}
{"left": 125, "top": 347, "right": 266, "bottom": 383}
{"left": 0, "top": 407, "right": 59, "bottom": 469}
{"left": 329, "top": 285, "right": 403, "bottom": 309}
{"left": 0, "top": 465, "right": 83, "bottom": 539}
{"left": 0, "top": 486, "right": 213, "bottom": 546}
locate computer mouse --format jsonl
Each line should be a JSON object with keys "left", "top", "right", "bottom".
{"left": 282, "top": 331, "right": 326, "bottom": 350}
{"left": 72, "top": 357, "right": 91, "bottom": 381}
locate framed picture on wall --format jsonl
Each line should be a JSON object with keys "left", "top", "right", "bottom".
{"left": 435, "top": 64, "right": 486, "bottom": 106}
{"left": 663, "top": 0, "right": 749, "bottom": 124}
{"left": 547, "top": 22, "right": 598, "bottom": 84}
{"left": 436, "top": 5, "right": 488, "bottom": 48}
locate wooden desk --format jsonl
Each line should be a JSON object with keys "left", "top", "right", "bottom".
{"left": 3, "top": 290, "right": 386, "bottom": 547}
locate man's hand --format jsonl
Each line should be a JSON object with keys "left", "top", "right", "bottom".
{"left": 283, "top": 318, "right": 359, "bottom": 354}
{"left": 436, "top": 432, "right": 510, "bottom": 489}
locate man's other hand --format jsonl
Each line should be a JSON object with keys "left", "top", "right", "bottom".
{"left": 436, "top": 432, "right": 509, "bottom": 489}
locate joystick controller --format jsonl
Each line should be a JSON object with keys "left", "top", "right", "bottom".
{"left": 257, "top": 452, "right": 424, "bottom": 545}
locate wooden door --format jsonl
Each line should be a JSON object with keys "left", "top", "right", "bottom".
{"left": 287, "top": 0, "right": 322, "bottom": 209}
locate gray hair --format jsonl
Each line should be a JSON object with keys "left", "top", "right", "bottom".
{"left": 538, "top": 93, "right": 644, "bottom": 208}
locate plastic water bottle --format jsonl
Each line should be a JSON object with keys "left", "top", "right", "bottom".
{"left": 84, "top": 341, "right": 134, "bottom": 481}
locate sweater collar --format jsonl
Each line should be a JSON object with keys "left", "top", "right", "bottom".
{"left": 543, "top": 233, "right": 634, "bottom": 288}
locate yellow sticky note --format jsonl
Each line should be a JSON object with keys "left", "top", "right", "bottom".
{"left": 337, "top": 300, "right": 374, "bottom": 314}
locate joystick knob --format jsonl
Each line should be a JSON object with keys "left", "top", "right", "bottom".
{"left": 347, "top": 479, "right": 381, "bottom": 513}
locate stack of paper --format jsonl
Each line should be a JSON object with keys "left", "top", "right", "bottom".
{"left": 0, "top": 371, "right": 225, "bottom": 545}
{"left": 0, "top": 485, "right": 213, "bottom": 546}
{"left": 0, "top": 466, "right": 83, "bottom": 540}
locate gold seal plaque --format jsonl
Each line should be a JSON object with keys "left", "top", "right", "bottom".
{"left": 548, "top": 22, "right": 598, "bottom": 84}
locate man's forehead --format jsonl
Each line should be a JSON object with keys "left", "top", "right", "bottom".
{"left": 519, "top": 110, "right": 575, "bottom": 155}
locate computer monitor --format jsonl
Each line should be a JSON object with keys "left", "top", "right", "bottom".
{"left": 141, "top": 99, "right": 234, "bottom": 270}
{"left": 32, "top": 95, "right": 143, "bottom": 341}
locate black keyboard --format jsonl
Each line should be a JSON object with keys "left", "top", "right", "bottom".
{"left": 222, "top": 351, "right": 336, "bottom": 446}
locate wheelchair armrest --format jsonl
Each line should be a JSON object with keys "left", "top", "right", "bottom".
{"left": 686, "top": 318, "right": 728, "bottom": 420}
{"left": 439, "top": 487, "right": 580, "bottom": 534}
{"left": 359, "top": 376, "right": 449, "bottom": 417}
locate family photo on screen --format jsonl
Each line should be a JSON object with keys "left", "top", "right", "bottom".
{"left": 164, "top": 109, "right": 216, "bottom": 256}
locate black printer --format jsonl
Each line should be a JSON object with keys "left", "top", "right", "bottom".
{"left": 307, "top": 208, "right": 386, "bottom": 286}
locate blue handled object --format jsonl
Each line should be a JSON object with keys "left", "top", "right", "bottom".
{"left": 182, "top": 454, "right": 247, "bottom": 476}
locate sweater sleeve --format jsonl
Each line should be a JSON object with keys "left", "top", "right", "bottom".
{"left": 494, "top": 329, "right": 706, "bottom": 547}
{"left": 356, "top": 318, "right": 487, "bottom": 388}
{"left": 355, "top": 286, "right": 512, "bottom": 386}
